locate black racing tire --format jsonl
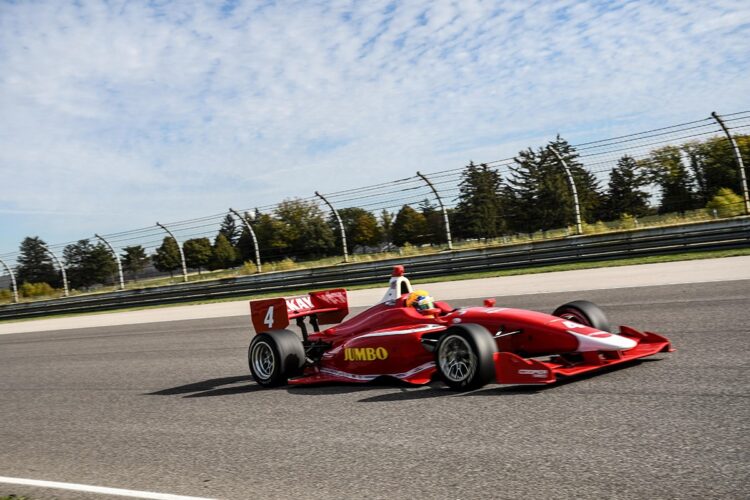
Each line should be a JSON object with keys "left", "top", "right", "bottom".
{"left": 552, "top": 300, "right": 611, "bottom": 333}
{"left": 435, "top": 324, "right": 497, "bottom": 391}
{"left": 248, "top": 329, "right": 305, "bottom": 387}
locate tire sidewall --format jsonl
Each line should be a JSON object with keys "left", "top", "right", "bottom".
{"left": 248, "top": 330, "right": 305, "bottom": 387}
{"left": 435, "top": 324, "right": 496, "bottom": 391}
{"left": 552, "top": 300, "right": 611, "bottom": 332}
{"left": 248, "top": 334, "right": 283, "bottom": 387}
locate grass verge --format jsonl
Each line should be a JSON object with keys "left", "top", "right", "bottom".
{"left": 1, "top": 247, "right": 748, "bottom": 324}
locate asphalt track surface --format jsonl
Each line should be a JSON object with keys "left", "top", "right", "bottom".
{"left": 1, "top": 280, "right": 749, "bottom": 499}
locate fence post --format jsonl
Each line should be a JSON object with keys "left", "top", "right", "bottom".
{"left": 711, "top": 111, "right": 750, "bottom": 215}
{"left": 95, "top": 234, "right": 125, "bottom": 290}
{"left": 0, "top": 257, "right": 19, "bottom": 303}
{"left": 44, "top": 246, "right": 69, "bottom": 297}
{"left": 549, "top": 146, "right": 583, "bottom": 235}
{"left": 416, "top": 171, "right": 453, "bottom": 250}
{"left": 156, "top": 222, "right": 188, "bottom": 282}
{"left": 315, "top": 191, "right": 349, "bottom": 263}
{"left": 229, "top": 208, "right": 261, "bottom": 273}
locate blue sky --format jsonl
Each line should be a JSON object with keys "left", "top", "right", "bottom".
{"left": 1, "top": 0, "right": 749, "bottom": 256}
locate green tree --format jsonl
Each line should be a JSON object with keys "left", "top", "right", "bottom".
{"left": 504, "top": 148, "right": 539, "bottom": 233}
{"left": 392, "top": 205, "right": 429, "bottom": 246}
{"left": 183, "top": 237, "right": 212, "bottom": 274}
{"left": 645, "top": 145, "right": 698, "bottom": 213}
{"left": 335, "top": 207, "right": 382, "bottom": 252}
{"left": 684, "top": 135, "right": 750, "bottom": 204}
{"left": 63, "top": 240, "right": 116, "bottom": 289}
{"left": 417, "top": 198, "right": 445, "bottom": 245}
{"left": 454, "top": 162, "right": 506, "bottom": 239}
{"left": 152, "top": 237, "right": 181, "bottom": 277}
{"left": 706, "top": 188, "right": 744, "bottom": 218}
{"left": 506, "top": 137, "right": 601, "bottom": 233}
{"left": 121, "top": 245, "right": 148, "bottom": 281}
{"left": 601, "top": 155, "right": 651, "bottom": 220}
{"left": 547, "top": 137, "right": 602, "bottom": 226}
{"left": 63, "top": 239, "right": 93, "bottom": 289}
{"left": 219, "top": 213, "right": 240, "bottom": 246}
{"left": 253, "top": 210, "right": 292, "bottom": 260}
{"left": 16, "top": 236, "right": 60, "bottom": 287}
{"left": 275, "top": 198, "right": 335, "bottom": 258}
{"left": 210, "top": 233, "right": 237, "bottom": 270}
{"left": 380, "top": 209, "right": 394, "bottom": 246}
{"left": 89, "top": 244, "right": 116, "bottom": 286}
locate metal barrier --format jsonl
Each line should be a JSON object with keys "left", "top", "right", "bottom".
{"left": 1, "top": 218, "right": 748, "bottom": 320}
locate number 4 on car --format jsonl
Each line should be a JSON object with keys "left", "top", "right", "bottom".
{"left": 247, "top": 266, "right": 673, "bottom": 390}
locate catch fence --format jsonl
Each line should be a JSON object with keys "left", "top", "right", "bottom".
{"left": 1, "top": 110, "right": 748, "bottom": 303}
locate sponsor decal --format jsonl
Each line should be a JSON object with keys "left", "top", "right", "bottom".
{"left": 344, "top": 347, "right": 389, "bottom": 361}
{"left": 317, "top": 290, "right": 347, "bottom": 304}
{"left": 286, "top": 296, "right": 314, "bottom": 312}
{"left": 518, "top": 369, "right": 549, "bottom": 378}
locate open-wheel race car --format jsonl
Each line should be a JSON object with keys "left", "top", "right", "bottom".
{"left": 247, "top": 266, "right": 672, "bottom": 391}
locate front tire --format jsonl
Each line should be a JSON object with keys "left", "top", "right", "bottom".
{"left": 248, "top": 329, "right": 305, "bottom": 387}
{"left": 552, "top": 300, "right": 611, "bottom": 332}
{"left": 435, "top": 324, "right": 497, "bottom": 391}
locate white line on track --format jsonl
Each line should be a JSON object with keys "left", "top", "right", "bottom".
{"left": 0, "top": 476, "right": 216, "bottom": 500}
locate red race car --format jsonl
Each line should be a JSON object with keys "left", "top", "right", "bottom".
{"left": 247, "top": 266, "right": 672, "bottom": 390}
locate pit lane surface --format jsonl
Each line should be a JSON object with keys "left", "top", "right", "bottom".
{"left": 1, "top": 280, "right": 748, "bottom": 499}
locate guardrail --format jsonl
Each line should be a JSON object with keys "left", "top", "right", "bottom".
{"left": 1, "top": 217, "right": 748, "bottom": 320}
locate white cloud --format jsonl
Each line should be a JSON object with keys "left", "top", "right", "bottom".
{"left": 0, "top": 0, "right": 749, "bottom": 254}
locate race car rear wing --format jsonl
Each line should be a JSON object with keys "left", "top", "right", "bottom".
{"left": 250, "top": 289, "right": 349, "bottom": 333}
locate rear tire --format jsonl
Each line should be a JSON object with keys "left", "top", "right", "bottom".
{"left": 552, "top": 300, "right": 611, "bottom": 332}
{"left": 248, "top": 329, "right": 305, "bottom": 387}
{"left": 435, "top": 324, "right": 497, "bottom": 391}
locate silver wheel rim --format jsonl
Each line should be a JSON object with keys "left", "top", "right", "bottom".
{"left": 251, "top": 340, "right": 275, "bottom": 380}
{"left": 438, "top": 335, "right": 477, "bottom": 383}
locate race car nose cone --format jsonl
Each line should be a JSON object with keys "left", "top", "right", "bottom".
{"left": 569, "top": 331, "right": 638, "bottom": 352}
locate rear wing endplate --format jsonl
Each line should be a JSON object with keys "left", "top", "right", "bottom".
{"left": 250, "top": 289, "right": 349, "bottom": 332}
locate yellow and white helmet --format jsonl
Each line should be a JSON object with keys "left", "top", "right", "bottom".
{"left": 406, "top": 289, "right": 435, "bottom": 310}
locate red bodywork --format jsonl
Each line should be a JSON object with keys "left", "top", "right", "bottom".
{"left": 249, "top": 268, "right": 672, "bottom": 386}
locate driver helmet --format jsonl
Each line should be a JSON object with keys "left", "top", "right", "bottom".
{"left": 406, "top": 289, "right": 435, "bottom": 311}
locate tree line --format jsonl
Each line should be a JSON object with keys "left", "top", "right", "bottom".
{"left": 453, "top": 134, "right": 748, "bottom": 238}
{"left": 5, "top": 133, "right": 748, "bottom": 294}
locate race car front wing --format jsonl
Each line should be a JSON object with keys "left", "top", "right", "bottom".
{"left": 494, "top": 326, "right": 673, "bottom": 384}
